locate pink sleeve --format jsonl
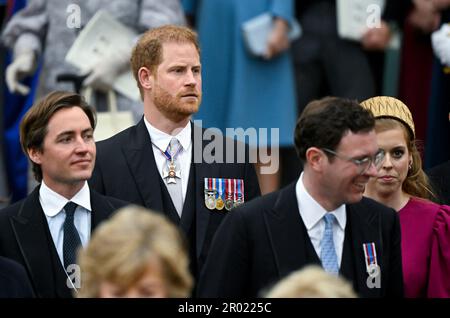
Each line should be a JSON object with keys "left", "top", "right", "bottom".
{"left": 427, "top": 205, "right": 450, "bottom": 298}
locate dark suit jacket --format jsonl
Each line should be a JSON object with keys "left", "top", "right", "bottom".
{"left": 0, "top": 256, "right": 34, "bottom": 298}
{"left": 427, "top": 160, "right": 450, "bottom": 205}
{"left": 0, "top": 186, "right": 127, "bottom": 298}
{"left": 197, "top": 183, "right": 404, "bottom": 298}
{"left": 89, "top": 119, "right": 261, "bottom": 276}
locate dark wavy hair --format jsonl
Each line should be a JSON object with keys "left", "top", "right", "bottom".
{"left": 294, "top": 97, "right": 375, "bottom": 163}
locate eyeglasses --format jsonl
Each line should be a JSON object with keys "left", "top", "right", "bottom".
{"left": 321, "top": 148, "right": 385, "bottom": 175}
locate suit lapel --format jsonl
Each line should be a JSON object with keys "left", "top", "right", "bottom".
{"left": 344, "top": 202, "right": 382, "bottom": 297}
{"left": 263, "top": 183, "right": 320, "bottom": 278}
{"left": 122, "top": 119, "right": 164, "bottom": 212}
{"left": 10, "top": 187, "right": 58, "bottom": 297}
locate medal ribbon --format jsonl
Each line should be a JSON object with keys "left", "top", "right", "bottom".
{"left": 212, "top": 178, "right": 216, "bottom": 193}
{"left": 236, "top": 179, "right": 242, "bottom": 201}
{"left": 152, "top": 140, "right": 182, "bottom": 162}
{"left": 363, "top": 242, "right": 378, "bottom": 270}
{"left": 217, "top": 178, "right": 223, "bottom": 196}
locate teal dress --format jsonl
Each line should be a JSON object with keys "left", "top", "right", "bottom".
{"left": 183, "top": 0, "right": 297, "bottom": 147}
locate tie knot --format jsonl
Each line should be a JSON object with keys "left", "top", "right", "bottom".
{"left": 324, "top": 213, "right": 336, "bottom": 225}
{"left": 168, "top": 138, "right": 181, "bottom": 156}
{"left": 64, "top": 202, "right": 78, "bottom": 218}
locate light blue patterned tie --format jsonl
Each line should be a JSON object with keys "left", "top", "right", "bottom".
{"left": 166, "top": 138, "right": 183, "bottom": 216}
{"left": 320, "top": 213, "right": 339, "bottom": 275}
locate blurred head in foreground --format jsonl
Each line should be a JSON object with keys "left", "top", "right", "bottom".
{"left": 265, "top": 265, "right": 357, "bottom": 298}
{"left": 77, "top": 205, "right": 193, "bottom": 298}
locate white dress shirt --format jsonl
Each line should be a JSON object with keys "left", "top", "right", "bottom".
{"left": 144, "top": 117, "right": 192, "bottom": 207}
{"left": 39, "top": 180, "right": 92, "bottom": 267}
{"left": 296, "top": 173, "right": 347, "bottom": 266}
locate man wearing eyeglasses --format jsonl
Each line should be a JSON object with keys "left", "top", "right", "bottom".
{"left": 198, "top": 97, "right": 404, "bottom": 298}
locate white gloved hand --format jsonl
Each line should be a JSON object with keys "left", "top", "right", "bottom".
{"left": 5, "top": 51, "right": 37, "bottom": 95}
{"left": 82, "top": 47, "right": 131, "bottom": 93}
{"left": 432, "top": 24, "right": 450, "bottom": 66}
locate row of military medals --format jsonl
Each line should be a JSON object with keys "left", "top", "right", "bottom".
{"left": 204, "top": 178, "right": 244, "bottom": 211}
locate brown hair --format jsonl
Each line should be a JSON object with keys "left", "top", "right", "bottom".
{"left": 77, "top": 206, "right": 193, "bottom": 298}
{"left": 374, "top": 118, "right": 436, "bottom": 201}
{"left": 294, "top": 97, "right": 375, "bottom": 163}
{"left": 130, "top": 25, "right": 200, "bottom": 99}
{"left": 19, "top": 91, "right": 96, "bottom": 182}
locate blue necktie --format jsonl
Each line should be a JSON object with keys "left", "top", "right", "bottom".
{"left": 320, "top": 213, "right": 339, "bottom": 275}
{"left": 63, "top": 201, "right": 81, "bottom": 271}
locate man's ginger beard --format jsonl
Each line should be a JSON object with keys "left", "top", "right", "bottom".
{"left": 153, "top": 83, "right": 202, "bottom": 122}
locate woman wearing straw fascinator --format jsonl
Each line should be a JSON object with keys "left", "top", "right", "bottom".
{"left": 361, "top": 96, "right": 450, "bottom": 298}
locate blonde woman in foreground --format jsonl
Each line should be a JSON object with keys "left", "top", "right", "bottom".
{"left": 77, "top": 206, "right": 193, "bottom": 298}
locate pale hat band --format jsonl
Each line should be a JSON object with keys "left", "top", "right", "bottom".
{"left": 360, "top": 96, "right": 415, "bottom": 138}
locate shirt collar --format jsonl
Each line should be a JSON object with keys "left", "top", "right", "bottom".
{"left": 39, "top": 180, "right": 92, "bottom": 217}
{"left": 296, "top": 172, "right": 346, "bottom": 230}
{"left": 144, "top": 117, "right": 191, "bottom": 152}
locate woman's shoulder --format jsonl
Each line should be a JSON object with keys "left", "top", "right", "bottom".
{"left": 405, "top": 197, "right": 441, "bottom": 213}
{"left": 408, "top": 197, "right": 450, "bottom": 228}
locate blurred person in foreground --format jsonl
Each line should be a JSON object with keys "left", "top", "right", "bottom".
{"left": 0, "top": 256, "right": 34, "bottom": 298}
{"left": 362, "top": 96, "right": 450, "bottom": 298}
{"left": 77, "top": 205, "right": 193, "bottom": 298}
{"left": 265, "top": 265, "right": 357, "bottom": 298}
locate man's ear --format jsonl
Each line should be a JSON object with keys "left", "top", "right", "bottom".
{"left": 138, "top": 66, "right": 153, "bottom": 90}
{"left": 305, "top": 147, "right": 325, "bottom": 172}
{"left": 28, "top": 147, "right": 42, "bottom": 165}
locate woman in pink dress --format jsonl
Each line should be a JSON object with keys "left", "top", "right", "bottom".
{"left": 361, "top": 96, "right": 450, "bottom": 298}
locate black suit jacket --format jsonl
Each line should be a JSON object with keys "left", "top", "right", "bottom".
{"left": 0, "top": 256, "right": 34, "bottom": 298}
{"left": 427, "top": 160, "right": 450, "bottom": 205}
{"left": 197, "top": 183, "right": 404, "bottom": 298}
{"left": 0, "top": 186, "right": 127, "bottom": 298}
{"left": 89, "top": 119, "right": 261, "bottom": 275}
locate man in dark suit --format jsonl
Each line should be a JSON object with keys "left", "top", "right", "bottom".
{"left": 89, "top": 25, "right": 260, "bottom": 279}
{"left": 0, "top": 91, "right": 127, "bottom": 298}
{"left": 198, "top": 97, "right": 404, "bottom": 297}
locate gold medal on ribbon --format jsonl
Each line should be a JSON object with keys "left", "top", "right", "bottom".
{"left": 215, "top": 196, "right": 225, "bottom": 210}
{"left": 215, "top": 178, "right": 225, "bottom": 210}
